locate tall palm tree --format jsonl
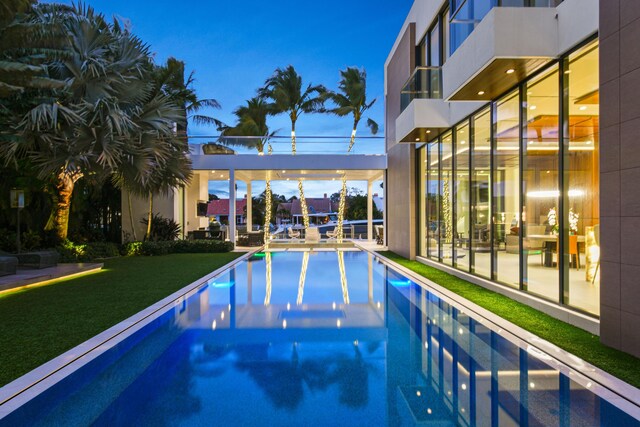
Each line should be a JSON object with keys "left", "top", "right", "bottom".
{"left": 155, "top": 57, "right": 222, "bottom": 136}
{"left": 324, "top": 67, "right": 378, "bottom": 242}
{"left": 1, "top": 5, "right": 181, "bottom": 240}
{"left": 221, "top": 97, "right": 275, "bottom": 155}
{"left": 259, "top": 65, "right": 325, "bottom": 230}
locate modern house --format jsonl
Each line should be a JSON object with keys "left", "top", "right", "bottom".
{"left": 385, "top": 0, "right": 639, "bottom": 358}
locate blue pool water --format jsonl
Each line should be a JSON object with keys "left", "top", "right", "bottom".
{"left": 1, "top": 250, "right": 639, "bottom": 426}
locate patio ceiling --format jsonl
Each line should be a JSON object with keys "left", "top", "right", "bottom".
{"left": 199, "top": 168, "right": 384, "bottom": 182}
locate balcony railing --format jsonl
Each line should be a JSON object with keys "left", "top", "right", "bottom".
{"left": 450, "top": 0, "right": 563, "bottom": 55}
{"left": 187, "top": 135, "right": 386, "bottom": 156}
{"left": 400, "top": 66, "right": 443, "bottom": 112}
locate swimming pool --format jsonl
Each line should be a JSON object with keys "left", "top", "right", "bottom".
{"left": 0, "top": 250, "right": 638, "bottom": 426}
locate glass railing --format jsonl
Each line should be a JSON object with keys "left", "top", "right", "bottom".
{"left": 450, "top": 0, "right": 563, "bottom": 55}
{"left": 187, "top": 135, "right": 386, "bottom": 156}
{"left": 400, "top": 66, "right": 442, "bottom": 112}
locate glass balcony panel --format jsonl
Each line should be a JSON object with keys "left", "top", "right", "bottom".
{"left": 400, "top": 67, "right": 443, "bottom": 112}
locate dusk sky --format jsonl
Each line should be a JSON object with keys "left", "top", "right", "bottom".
{"left": 50, "top": 0, "right": 413, "bottom": 197}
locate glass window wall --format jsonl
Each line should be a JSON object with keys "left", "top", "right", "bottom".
{"left": 522, "top": 66, "right": 560, "bottom": 301}
{"left": 564, "top": 41, "right": 600, "bottom": 315}
{"left": 493, "top": 91, "right": 520, "bottom": 288}
{"left": 441, "top": 132, "right": 454, "bottom": 265}
{"left": 416, "top": 39, "right": 598, "bottom": 317}
{"left": 454, "top": 123, "right": 470, "bottom": 271}
{"left": 471, "top": 108, "right": 492, "bottom": 278}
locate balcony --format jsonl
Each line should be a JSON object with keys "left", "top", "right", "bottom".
{"left": 400, "top": 67, "right": 443, "bottom": 112}
{"left": 449, "top": 0, "right": 564, "bottom": 57}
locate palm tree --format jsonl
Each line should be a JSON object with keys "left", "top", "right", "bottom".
{"left": 259, "top": 65, "right": 325, "bottom": 230}
{"left": 324, "top": 67, "right": 378, "bottom": 241}
{"left": 155, "top": 57, "right": 222, "bottom": 136}
{"left": 221, "top": 97, "right": 275, "bottom": 155}
{"left": 1, "top": 5, "right": 181, "bottom": 240}
{"left": 0, "top": 1, "right": 67, "bottom": 97}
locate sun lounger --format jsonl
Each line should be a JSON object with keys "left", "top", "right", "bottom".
{"left": 0, "top": 256, "right": 18, "bottom": 276}
{"left": 0, "top": 250, "right": 60, "bottom": 269}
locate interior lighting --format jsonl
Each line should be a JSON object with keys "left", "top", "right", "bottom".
{"left": 530, "top": 105, "right": 537, "bottom": 110}
{"left": 426, "top": 130, "right": 431, "bottom": 134}
{"left": 415, "top": 137, "right": 420, "bottom": 141}
{"left": 506, "top": 68, "right": 515, "bottom": 74}
{"left": 527, "top": 189, "right": 585, "bottom": 198}
{"left": 579, "top": 106, "right": 587, "bottom": 111}
{"left": 477, "top": 91, "right": 485, "bottom": 95}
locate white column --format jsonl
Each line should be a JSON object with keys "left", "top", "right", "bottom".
{"left": 383, "top": 172, "right": 387, "bottom": 247}
{"left": 246, "top": 181, "right": 252, "bottom": 231}
{"left": 229, "top": 169, "right": 236, "bottom": 243}
{"left": 367, "top": 180, "right": 373, "bottom": 241}
{"left": 198, "top": 172, "right": 209, "bottom": 229}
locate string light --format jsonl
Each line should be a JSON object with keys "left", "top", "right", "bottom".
{"left": 336, "top": 176, "right": 347, "bottom": 243}
{"left": 296, "top": 251, "right": 310, "bottom": 305}
{"left": 264, "top": 178, "right": 272, "bottom": 249}
{"left": 264, "top": 252, "right": 272, "bottom": 305}
{"left": 338, "top": 250, "right": 350, "bottom": 304}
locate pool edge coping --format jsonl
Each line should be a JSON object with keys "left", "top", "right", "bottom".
{"left": 0, "top": 249, "right": 258, "bottom": 417}
{"left": 355, "top": 243, "right": 640, "bottom": 415}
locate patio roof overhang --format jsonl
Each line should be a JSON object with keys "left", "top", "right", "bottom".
{"left": 190, "top": 153, "right": 386, "bottom": 182}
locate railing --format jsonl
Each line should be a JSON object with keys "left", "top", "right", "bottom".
{"left": 400, "top": 66, "right": 443, "bottom": 112}
{"left": 186, "top": 135, "right": 386, "bottom": 156}
{"left": 450, "top": 0, "right": 563, "bottom": 55}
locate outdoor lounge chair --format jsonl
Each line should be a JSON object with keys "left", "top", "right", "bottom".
{"left": 305, "top": 227, "right": 320, "bottom": 243}
{"left": 1, "top": 250, "right": 59, "bottom": 269}
{"left": 0, "top": 256, "right": 18, "bottom": 276}
{"left": 288, "top": 227, "right": 301, "bottom": 240}
{"left": 326, "top": 228, "right": 340, "bottom": 240}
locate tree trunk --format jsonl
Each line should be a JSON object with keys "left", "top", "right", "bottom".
{"left": 337, "top": 126, "right": 357, "bottom": 242}
{"left": 264, "top": 179, "right": 272, "bottom": 248}
{"left": 128, "top": 191, "right": 138, "bottom": 241}
{"left": 54, "top": 170, "right": 81, "bottom": 241}
{"left": 347, "top": 126, "right": 358, "bottom": 152}
{"left": 298, "top": 178, "right": 310, "bottom": 230}
{"left": 145, "top": 192, "right": 153, "bottom": 241}
{"left": 291, "top": 121, "right": 296, "bottom": 155}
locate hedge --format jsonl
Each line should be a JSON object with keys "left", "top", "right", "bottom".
{"left": 122, "top": 240, "right": 234, "bottom": 257}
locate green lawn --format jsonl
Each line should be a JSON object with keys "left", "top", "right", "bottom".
{"left": 379, "top": 251, "right": 640, "bottom": 389}
{"left": 0, "top": 252, "right": 243, "bottom": 387}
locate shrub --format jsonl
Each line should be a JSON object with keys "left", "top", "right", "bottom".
{"left": 134, "top": 239, "right": 234, "bottom": 256}
{"left": 122, "top": 241, "right": 143, "bottom": 256}
{"left": 21, "top": 230, "right": 42, "bottom": 251}
{"left": 57, "top": 240, "right": 120, "bottom": 262}
{"left": 140, "top": 214, "right": 181, "bottom": 241}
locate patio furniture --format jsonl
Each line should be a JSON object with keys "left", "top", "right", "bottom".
{"left": 305, "top": 227, "right": 320, "bottom": 243}
{"left": 6, "top": 250, "right": 60, "bottom": 269}
{"left": 375, "top": 226, "right": 384, "bottom": 245}
{"left": 288, "top": 227, "right": 301, "bottom": 240}
{"left": 0, "top": 256, "right": 18, "bottom": 276}
{"left": 569, "top": 234, "right": 580, "bottom": 269}
{"left": 326, "top": 228, "right": 340, "bottom": 240}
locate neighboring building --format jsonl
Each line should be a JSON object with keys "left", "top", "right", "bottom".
{"left": 276, "top": 195, "right": 339, "bottom": 226}
{"left": 385, "top": 0, "right": 639, "bottom": 357}
{"left": 207, "top": 199, "right": 247, "bottom": 225}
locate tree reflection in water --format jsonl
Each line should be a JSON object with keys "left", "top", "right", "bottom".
{"left": 234, "top": 342, "right": 372, "bottom": 410}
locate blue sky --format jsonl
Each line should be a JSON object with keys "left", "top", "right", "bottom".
{"left": 50, "top": 0, "right": 413, "bottom": 197}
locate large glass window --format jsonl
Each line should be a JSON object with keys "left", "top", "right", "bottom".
{"left": 471, "top": 108, "right": 491, "bottom": 278}
{"left": 427, "top": 142, "right": 440, "bottom": 259}
{"left": 522, "top": 66, "right": 560, "bottom": 301}
{"left": 493, "top": 91, "right": 520, "bottom": 287}
{"left": 441, "top": 132, "right": 454, "bottom": 265}
{"left": 429, "top": 24, "right": 440, "bottom": 67}
{"left": 564, "top": 41, "right": 599, "bottom": 315}
{"left": 455, "top": 123, "right": 470, "bottom": 271}
{"left": 419, "top": 146, "right": 427, "bottom": 257}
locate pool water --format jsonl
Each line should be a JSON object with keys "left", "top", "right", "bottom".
{"left": 1, "top": 250, "right": 638, "bottom": 426}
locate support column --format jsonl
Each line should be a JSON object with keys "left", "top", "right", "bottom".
{"left": 246, "top": 181, "right": 252, "bottom": 231}
{"left": 198, "top": 172, "right": 209, "bottom": 229}
{"left": 367, "top": 180, "right": 374, "bottom": 241}
{"left": 383, "top": 172, "right": 387, "bottom": 246}
{"left": 229, "top": 169, "right": 236, "bottom": 243}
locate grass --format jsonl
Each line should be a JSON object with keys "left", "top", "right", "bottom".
{"left": 0, "top": 252, "right": 243, "bottom": 387}
{"left": 379, "top": 251, "right": 640, "bottom": 389}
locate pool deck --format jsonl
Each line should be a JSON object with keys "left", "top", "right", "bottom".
{"left": 0, "top": 263, "right": 104, "bottom": 294}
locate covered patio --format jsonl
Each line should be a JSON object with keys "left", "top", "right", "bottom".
{"left": 183, "top": 153, "right": 387, "bottom": 245}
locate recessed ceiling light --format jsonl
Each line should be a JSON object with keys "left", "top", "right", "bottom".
{"left": 478, "top": 91, "right": 485, "bottom": 95}
{"left": 211, "top": 170, "right": 215, "bottom": 173}
{"left": 530, "top": 105, "right": 537, "bottom": 110}
{"left": 219, "top": 174, "right": 223, "bottom": 178}
{"left": 282, "top": 170, "right": 286, "bottom": 173}
{"left": 426, "top": 130, "right": 431, "bottom": 134}
{"left": 586, "top": 140, "right": 592, "bottom": 145}
{"left": 564, "top": 70, "right": 571, "bottom": 74}
{"left": 460, "top": 140, "right": 466, "bottom": 144}
{"left": 579, "top": 106, "right": 587, "bottom": 111}
{"left": 415, "top": 137, "right": 420, "bottom": 141}
{"left": 506, "top": 69, "right": 515, "bottom": 74}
